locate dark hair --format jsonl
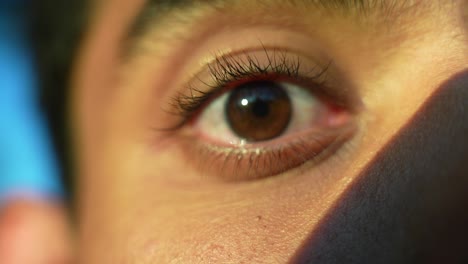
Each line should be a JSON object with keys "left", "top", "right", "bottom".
{"left": 30, "top": 1, "right": 89, "bottom": 200}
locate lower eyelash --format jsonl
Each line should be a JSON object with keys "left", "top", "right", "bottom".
{"left": 175, "top": 125, "right": 355, "bottom": 181}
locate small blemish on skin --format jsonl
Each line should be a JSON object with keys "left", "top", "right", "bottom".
{"left": 256, "top": 215, "right": 262, "bottom": 221}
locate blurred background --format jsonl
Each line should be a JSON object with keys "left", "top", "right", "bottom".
{"left": 0, "top": 2, "right": 77, "bottom": 262}
{"left": 0, "top": 2, "right": 63, "bottom": 205}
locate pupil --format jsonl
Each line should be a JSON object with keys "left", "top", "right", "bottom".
{"left": 225, "top": 80, "right": 292, "bottom": 142}
{"left": 252, "top": 100, "right": 270, "bottom": 117}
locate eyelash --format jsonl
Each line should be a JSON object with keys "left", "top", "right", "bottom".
{"left": 166, "top": 48, "right": 330, "bottom": 130}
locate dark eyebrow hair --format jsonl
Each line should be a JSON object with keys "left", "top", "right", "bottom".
{"left": 129, "top": 0, "right": 417, "bottom": 40}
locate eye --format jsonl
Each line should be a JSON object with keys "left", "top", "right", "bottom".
{"left": 197, "top": 80, "right": 328, "bottom": 145}
{"left": 164, "top": 48, "right": 356, "bottom": 181}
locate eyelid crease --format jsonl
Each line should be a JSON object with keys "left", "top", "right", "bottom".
{"left": 158, "top": 47, "right": 333, "bottom": 131}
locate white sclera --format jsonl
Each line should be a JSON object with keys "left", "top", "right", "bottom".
{"left": 194, "top": 82, "right": 321, "bottom": 145}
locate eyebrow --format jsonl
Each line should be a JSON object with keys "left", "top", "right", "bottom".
{"left": 129, "top": 0, "right": 416, "bottom": 40}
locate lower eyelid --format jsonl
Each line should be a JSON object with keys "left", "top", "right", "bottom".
{"left": 174, "top": 123, "right": 356, "bottom": 182}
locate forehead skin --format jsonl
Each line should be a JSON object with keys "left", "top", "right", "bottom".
{"left": 73, "top": 0, "right": 468, "bottom": 263}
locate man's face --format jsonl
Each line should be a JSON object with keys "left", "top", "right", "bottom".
{"left": 73, "top": 1, "right": 468, "bottom": 262}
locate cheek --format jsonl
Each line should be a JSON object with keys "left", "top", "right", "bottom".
{"left": 116, "top": 150, "right": 351, "bottom": 263}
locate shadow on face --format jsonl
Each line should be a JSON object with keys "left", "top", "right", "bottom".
{"left": 292, "top": 70, "right": 468, "bottom": 264}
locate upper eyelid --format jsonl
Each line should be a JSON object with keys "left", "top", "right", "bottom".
{"left": 126, "top": 2, "right": 326, "bottom": 60}
{"left": 159, "top": 48, "right": 334, "bottom": 131}
{"left": 209, "top": 48, "right": 302, "bottom": 85}
{"left": 197, "top": 47, "right": 332, "bottom": 89}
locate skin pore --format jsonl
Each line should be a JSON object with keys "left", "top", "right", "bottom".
{"left": 72, "top": 0, "right": 468, "bottom": 263}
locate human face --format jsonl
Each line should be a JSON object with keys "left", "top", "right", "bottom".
{"left": 73, "top": 1, "right": 468, "bottom": 262}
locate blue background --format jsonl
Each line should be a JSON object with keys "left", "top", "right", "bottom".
{"left": 0, "top": 5, "right": 63, "bottom": 203}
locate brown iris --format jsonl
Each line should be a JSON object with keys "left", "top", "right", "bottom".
{"left": 225, "top": 80, "right": 292, "bottom": 142}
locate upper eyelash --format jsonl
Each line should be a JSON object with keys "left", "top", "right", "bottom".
{"left": 163, "top": 48, "right": 329, "bottom": 130}
{"left": 208, "top": 48, "right": 302, "bottom": 84}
